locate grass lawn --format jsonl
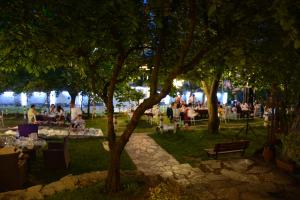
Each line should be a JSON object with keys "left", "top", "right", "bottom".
{"left": 150, "top": 121, "right": 268, "bottom": 166}
{"left": 86, "top": 114, "right": 156, "bottom": 135}
{"left": 1, "top": 113, "right": 156, "bottom": 134}
{"left": 46, "top": 176, "right": 149, "bottom": 200}
{"left": 27, "top": 138, "right": 136, "bottom": 186}
{"left": 1, "top": 114, "right": 25, "bottom": 128}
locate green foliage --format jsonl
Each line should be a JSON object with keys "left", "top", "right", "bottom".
{"left": 46, "top": 177, "right": 148, "bottom": 200}
{"left": 28, "top": 138, "right": 135, "bottom": 184}
{"left": 115, "top": 85, "right": 145, "bottom": 105}
{"left": 151, "top": 124, "right": 267, "bottom": 165}
{"left": 280, "top": 132, "right": 300, "bottom": 165}
{"left": 149, "top": 182, "right": 181, "bottom": 200}
{"left": 273, "top": 0, "right": 300, "bottom": 49}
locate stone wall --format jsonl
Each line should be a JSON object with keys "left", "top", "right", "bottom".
{"left": 0, "top": 171, "right": 107, "bottom": 200}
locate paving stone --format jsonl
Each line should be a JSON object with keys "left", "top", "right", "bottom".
{"left": 249, "top": 182, "right": 278, "bottom": 193}
{"left": 176, "top": 179, "right": 190, "bottom": 186}
{"left": 221, "top": 169, "right": 248, "bottom": 181}
{"left": 262, "top": 172, "right": 292, "bottom": 185}
{"left": 198, "top": 191, "right": 217, "bottom": 200}
{"left": 223, "top": 159, "right": 254, "bottom": 172}
{"left": 246, "top": 166, "right": 272, "bottom": 174}
{"left": 124, "top": 134, "right": 298, "bottom": 199}
{"left": 161, "top": 171, "right": 174, "bottom": 179}
{"left": 240, "top": 192, "right": 271, "bottom": 200}
{"left": 205, "top": 174, "right": 228, "bottom": 182}
{"left": 214, "top": 187, "right": 240, "bottom": 200}
{"left": 201, "top": 160, "right": 222, "bottom": 170}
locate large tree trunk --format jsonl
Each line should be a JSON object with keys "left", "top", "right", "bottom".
{"left": 105, "top": 98, "right": 158, "bottom": 192}
{"left": 105, "top": 146, "right": 121, "bottom": 192}
{"left": 202, "top": 73, "right": 221, "bottom": 134}
{"left": 105, "top": 0, "right": 200, "bottom": 192}
{"left": 207, "top": 92, "right": 220, "bottom": 134}
{"left": 291, "top": 102, "right": 300, "bottom": 131}
{"left": 69, "top": 92, "right": 77, "bottom": 105}
{"left": 87, "top": 94, "right": 91, "bottom": 118}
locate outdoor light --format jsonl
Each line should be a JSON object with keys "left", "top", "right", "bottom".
{"left": 33, "top": 92, "right": 45, "bottom": 97}
{"left": 62, "top": 91, "right": 69, "bottom": 96}
{"left": 185, "top": 91, "right": 191, "bottom": 104}
{"left": 78, "top": 92, "right": 83, "bottom": 107}
{"left": 50, "top": 91, "right": 56, "bottom": 105}
{"left": 21, "top": 93, "right": 27, "bottom": 106}
{"left": 139, "top": 65, "right": 150, "bottom": 70}
{"left": 222, "top": 93, "right": 228, "bottom": 104}
{"left": 173, "top": 79, "right": 184, "bottom": 88}
{"left": 194, "top": 92, "right": 203, "bottom": 102}
{"left": 3, "top": 91, "right": 14, "bottom": 97}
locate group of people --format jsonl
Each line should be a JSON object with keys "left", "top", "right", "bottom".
{"left": 167, "top": 98, "right": 265, "bottom": 126}
{"left": 27, "top": 103, "right": 85, "bottom": 128}
{"left": 27, "top": 104, "right": 65, "bottom": 124}
{"left": 167, "top": 102, "right": 199, "bottom": 126}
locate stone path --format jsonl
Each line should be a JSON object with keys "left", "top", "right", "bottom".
{"left": 126, "top": 134, "right": 300, "bottom": 200}
{"left": 125, "top": 134, "right": 204, "bottom": 186}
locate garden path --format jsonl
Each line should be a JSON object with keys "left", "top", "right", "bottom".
{"left": 125, "top": 134, "right": 300, "bottom": 200}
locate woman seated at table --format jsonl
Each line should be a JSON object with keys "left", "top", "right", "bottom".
{"left": 28, "top": 105, "right": 38, "bottom": 124}
{"left": 48, "top": 104, "right": 56, "bottom": 117}
{"left": 71, "top": 103, "right": 85, "bottom": 129}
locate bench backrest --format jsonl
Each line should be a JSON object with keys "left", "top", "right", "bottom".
{"left": 214, "top": 140, "right": 250, "bottom": 152}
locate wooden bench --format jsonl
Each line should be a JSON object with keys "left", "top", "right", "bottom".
{"left": 205, "top": 140, "right": 250, "bottom": 159}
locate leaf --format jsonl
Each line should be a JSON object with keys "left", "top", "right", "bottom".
{"left": 208, "top": 4, "right": 216, "bottom": 17}
{"left": 294, "top": 39, "right": 300, "bottom": 49}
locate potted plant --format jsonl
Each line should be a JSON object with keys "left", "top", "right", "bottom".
{"left": 276, "top": 132, "right": 300, "bottom": 173}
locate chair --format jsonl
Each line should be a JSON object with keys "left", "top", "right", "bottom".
{"left": 18, "top": 124, "right": 39, "bottom": 137}
{"left": 43, "top": 137, "right": 70, "bottom": 169}
{"left": 0, "top": 111, "right": 4, "bottom": 127}
{"left": 0, "top": 147, "right": 28, "bottom": 192}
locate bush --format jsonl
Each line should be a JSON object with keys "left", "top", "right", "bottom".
{"left": 149, "top": 182, "right": 181, "bottom": 200}
{"left": 280, "top": 131, "right": 300, "bottom": 165}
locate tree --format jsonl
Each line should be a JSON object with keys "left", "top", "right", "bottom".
{"left": 3, "top": 0, "right": 296, "bottom": 193}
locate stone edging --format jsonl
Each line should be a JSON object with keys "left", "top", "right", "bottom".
{"left": 0, "top": 171, "right": 107, "bottom": 200}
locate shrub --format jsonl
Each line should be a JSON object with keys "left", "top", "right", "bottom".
{"left": 148, "top": 182, "right": 181, "bottom": 200}
{"left": 280, "top": 131, "right": 300, "bottom": 165}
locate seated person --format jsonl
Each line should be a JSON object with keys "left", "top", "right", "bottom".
{"left": 70, "top": 103, "right": 85, "bottom": 128}
{"left": 27, "top": 105, "right": 38, "bottom": 124}
{"left": 56, "top": 105, "right": 65, "bottom": 123}
{"left": 73, "top": 114, "right": 85, "bottom": 129}
{"left": 48, "top": 104, "right": 57, "bottom": 117}
{"left": 187, "top": 106, "right": 198, "bottom": 118}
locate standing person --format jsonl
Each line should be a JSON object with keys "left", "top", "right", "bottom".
{"left": 188, "top": 94, "right": 196, "bottom": 107}
{"left": 28, "top": 104, "right": 38, "bottom": 124}
{"left": 175, "top": 94, "right": 182, "bottom": 108}
{"left": 166, "top": 103, "right": 173, "bottom": 122}
{"left": 92, "top": 102, "right": 97, "bottom": 119}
